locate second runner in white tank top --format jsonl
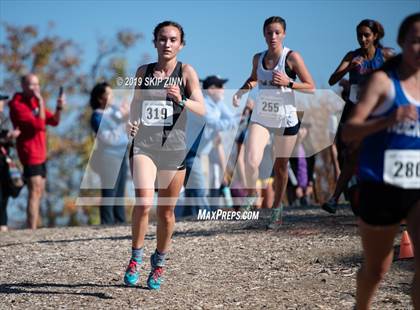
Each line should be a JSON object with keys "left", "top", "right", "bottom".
{"left": 251, "top": 46, "right": 298, "bottom": 128}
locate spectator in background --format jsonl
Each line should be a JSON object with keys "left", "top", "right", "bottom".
{"left": 181, "top": 75, "right": 238, "bottom": 216}
{"left": 89, "top": 82, "right": 128, "bottom": 225}
{"left": 9, "top": 74, "right": 65, "bottom": 229}
{"left": 0, "top": 94, "right": 21, "bottom": 232}
{"left": 288, "top": 124, "right": 316, "bottom": 207}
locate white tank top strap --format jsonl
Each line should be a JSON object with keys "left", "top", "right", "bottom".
{"left": 258, "top": 51, "right": 266, "bottom": 69}
{"left": 278, "top": 47, "right": 290, "bottom": 71}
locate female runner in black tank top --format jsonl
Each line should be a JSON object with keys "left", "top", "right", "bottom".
{"left": 124, "top": 21, "right": 205, "bottom": 290}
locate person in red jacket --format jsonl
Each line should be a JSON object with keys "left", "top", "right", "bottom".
{"left": 9, "top": 74, "right": 65, "bottom": 229}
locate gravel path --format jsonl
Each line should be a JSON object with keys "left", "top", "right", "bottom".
{"left": 0, "top": 205, "right": 415, "bottom": 309}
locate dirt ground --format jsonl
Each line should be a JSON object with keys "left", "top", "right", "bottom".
{"left": 0, "top": 204, "right": 415, "bottom": 309}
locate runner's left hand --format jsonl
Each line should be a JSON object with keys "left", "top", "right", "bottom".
{"left": 167, "top": 85, "right": 182, "bottom": 103}
{"left": 272, "top": 70, "right": 290, "bottom": 87}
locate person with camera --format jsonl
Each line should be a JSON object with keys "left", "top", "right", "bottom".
{"left": 8, "top": 74, "right": 65, "bottom": 229}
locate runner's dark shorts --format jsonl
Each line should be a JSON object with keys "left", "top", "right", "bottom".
{"left": 129, "top": 144, "right": 186, "bottom": 171}
{"left": 250, "top": 121, "right": 300, "bottom": 136}
{"left": 359, "top": 181, "right": 420, "bottom": 226}
{"left": 23, "top": 162, "right": 47, "bottom": 178}
{"left": 236, "top": 127, "right": 248, "bottom": 144}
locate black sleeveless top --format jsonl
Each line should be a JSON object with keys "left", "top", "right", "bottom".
{"left": 133, "top": 62, "right": 187, "bottom": 151}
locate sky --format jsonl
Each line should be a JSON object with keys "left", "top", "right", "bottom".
{"left": 1, "top": 0, "right": 419, "bottom": 91}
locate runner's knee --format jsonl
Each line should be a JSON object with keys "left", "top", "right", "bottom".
{"left": 133, "top": 205, "right": 152, "bottom": 217}
{"left": 246, "top": 152, "right": 261, "bottom": 171}
{"left": 29, "top": 182, "right": 43, "bottom": 197}
{"left": 362, "top": 264, "right": 389, "bottom": 283}
{"left": 157, "top": 208, "right": 175, "bottom": 225}
{"left": 275, "top": 159, "right": 288, "bottom": 174}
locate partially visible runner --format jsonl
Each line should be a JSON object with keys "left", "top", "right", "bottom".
{"left": 230, "top": 88, "right": 254, "bottom": 199}
{"left": 328, "top": 79, "right": 347, "bottom": 183}
{"left": 255, "top": 136, "right": 275, "bottom": 210}
{"left": 324, "top": 19, "right": 394, "bottom": 214}
{"left": 124, "top": 21, "right": 205, "bottom": 290}
{"left": 342, "top": 13, "right": 420, "bottom": 309}
{"left": 0, "top": 94, "right": 21, "bottom": 232}
{"left": 233, "top": 16, "right": 315, "bottom": 229}
{"left": 229, "top": 89, "right": 254, "bottom": 210}
{"left": 89, "top": 82, "right": 128, "bottom": 225}
{"left": 243, "top": 89, "right": 275, "bottom": 210}
{"left": 288, "top": 124, "right": 316, "bottom": 207}
{"left": 182, "top": 75, "right": 236, "bottom": 216}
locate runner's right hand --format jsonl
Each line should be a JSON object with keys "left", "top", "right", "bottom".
{"left": 233, "top": 93, "right": 241, "bottom": 107}
{"left": 127, "top": 120, "right": 139, "bottom": 137}
{"left": 390, "top": 104, "right": 418, "bottom": 123}
{"left": 349, "top": 56, "right": 364, "bottom": 70}
{"left": 33, "top": 89, "right": 44, "bottom": 104}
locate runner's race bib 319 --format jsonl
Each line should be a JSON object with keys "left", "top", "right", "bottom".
{"left": 383, "top": 150, "right": 420, "bottom": 189}
{"left": 141, "top": 100, "right": 173, "bottom": 126}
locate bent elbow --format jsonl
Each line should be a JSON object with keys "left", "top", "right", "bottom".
{"left": 310, "top": 85, "right": 316, "bottom": 94}
{"left": 198, "top": 103, "right": 207, "bottom": 117}
{"left": 307, "top": 83, "right": 316, "bottom": 94}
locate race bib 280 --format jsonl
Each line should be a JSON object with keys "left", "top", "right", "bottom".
{"left": 383, "top": 149, "right": 420, "bottom": 189}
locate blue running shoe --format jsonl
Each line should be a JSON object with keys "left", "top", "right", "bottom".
{"left": 241, "top": 195, "right": 256, "bottom": 212}
{"left": 147, "top": 254, "right": 164, "bottom": 290}
{"left": 267, "top": 205, "right": 283, "bottom": 230}
{"left": 124, "top": 258, "right": 141, "bottom": 286}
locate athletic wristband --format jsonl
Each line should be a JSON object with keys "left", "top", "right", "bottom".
{"left": 178, "top": 95, "right": 187, "bottom": 108}
{"left": 288, "top": 80, "right": 294, "bottom": 89}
